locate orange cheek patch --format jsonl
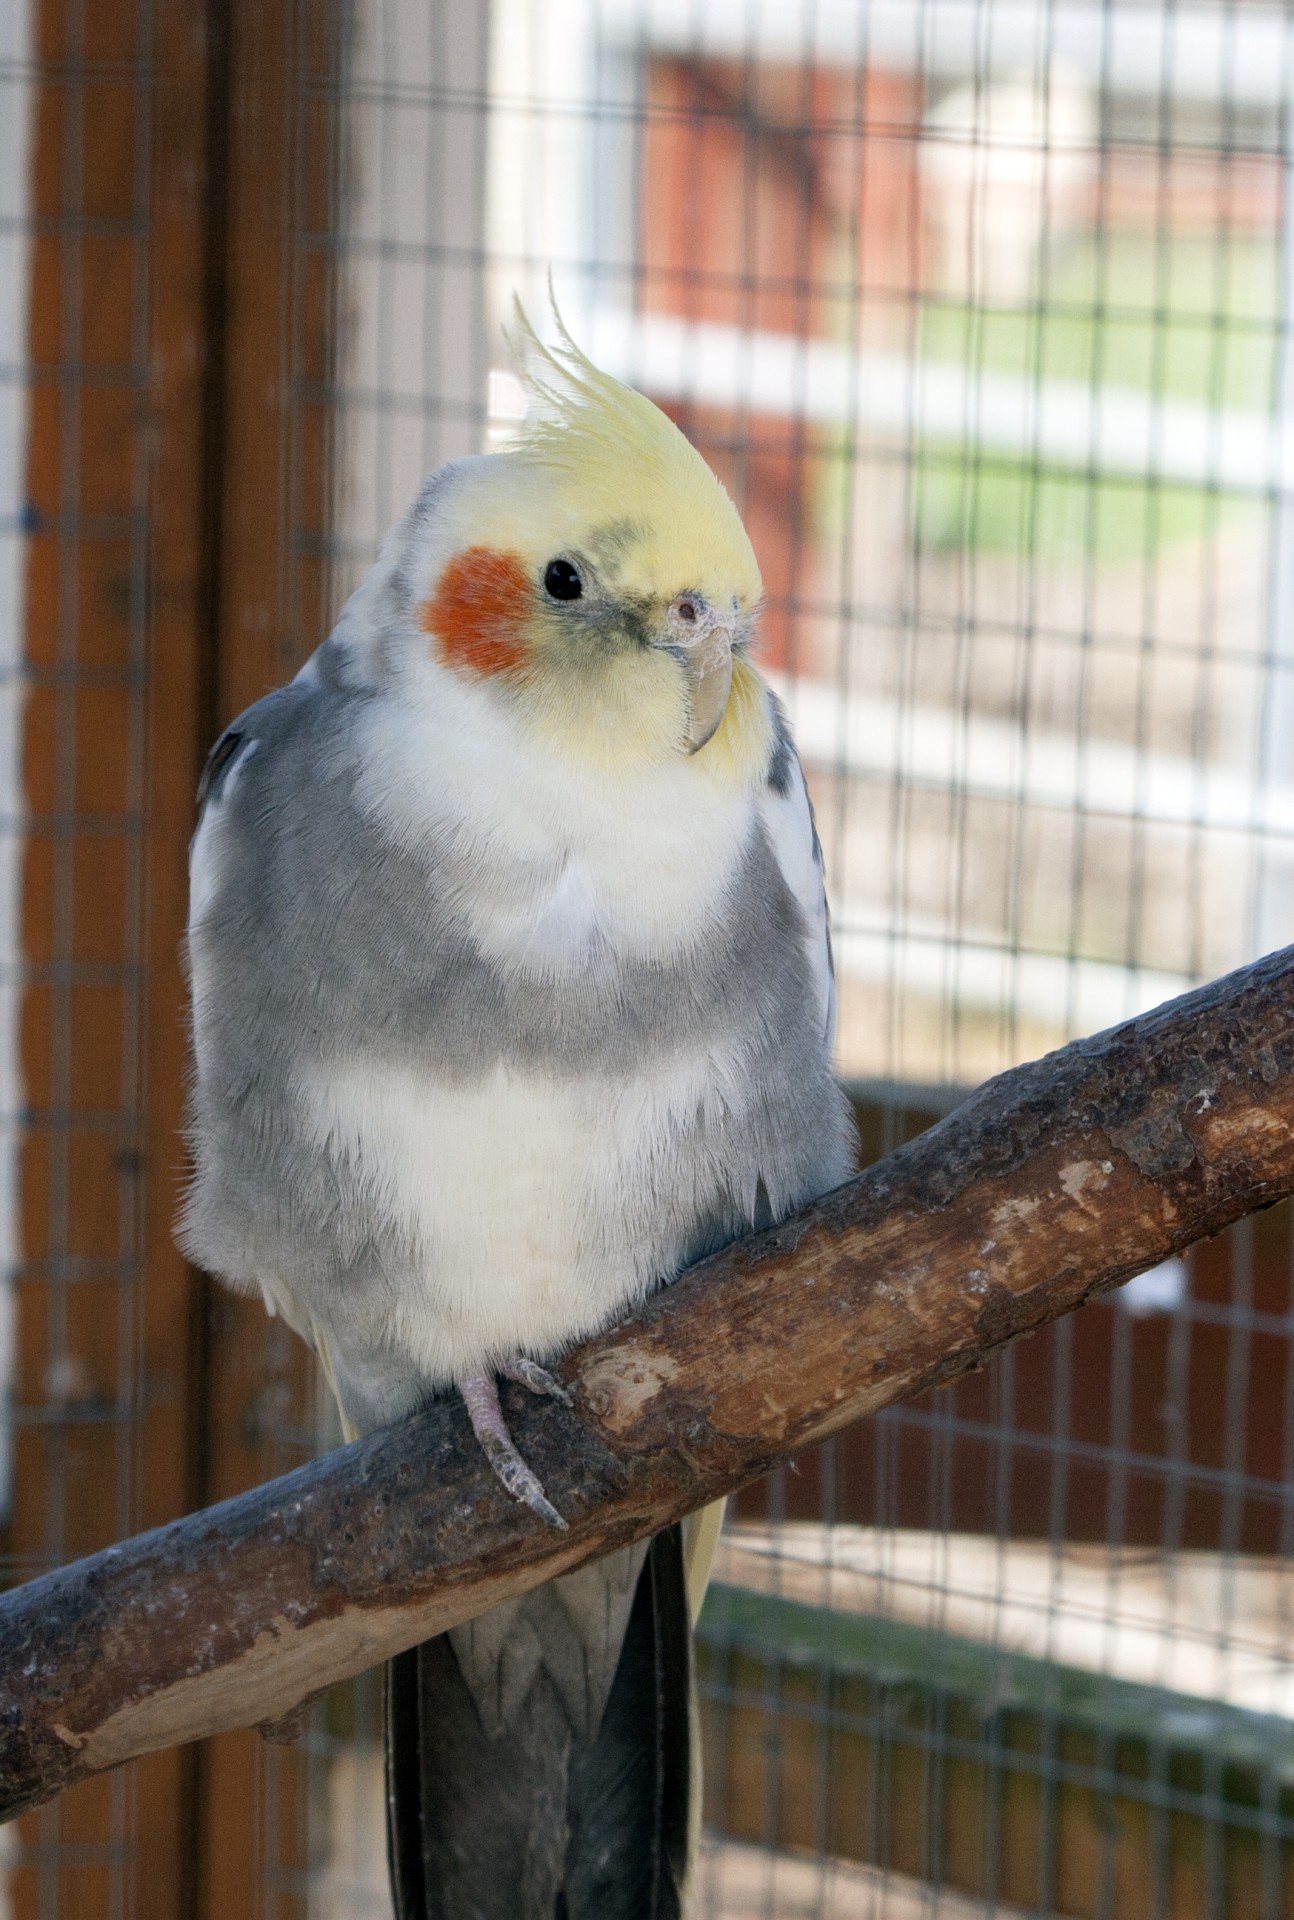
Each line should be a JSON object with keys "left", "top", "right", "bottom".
{"left": 420, "top": 546, "right": 531, "bottom": 676}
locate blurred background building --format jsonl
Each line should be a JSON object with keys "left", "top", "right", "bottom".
{"left": 5, "top": 0, "right": 1294, "bottom": 1914}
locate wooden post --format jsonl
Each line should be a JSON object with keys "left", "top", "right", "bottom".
{"left": 185, "top": 0, "right": 339, "bottom": 1910}
{"left": 12, "top": 0, "right": 216, "bottom": 1912}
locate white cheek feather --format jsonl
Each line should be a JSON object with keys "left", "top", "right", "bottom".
{"left": 294, "top": 1051, "right": 739, "bottom": 1382}
{"left": 519, "top": 857, "right": 606, "bottom": 971}
{"left": 351, "top": 664, "right": 756, "bottom": 972}
{"left": 758, "top": 757, "right": 836, "bottom": 1050}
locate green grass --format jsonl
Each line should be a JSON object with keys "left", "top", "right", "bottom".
{"left": 909, "top": 458, "right": 1224, "bottom": 565}
{"left": 884, "top": 233, "right": 1276, "bottom": 563}
{"left": 920, "top": 233, "right": 1277, "bottom": 413}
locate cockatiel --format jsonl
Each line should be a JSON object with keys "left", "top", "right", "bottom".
{"left": 180, "top": 307, "right": 854, "bottom": 1919}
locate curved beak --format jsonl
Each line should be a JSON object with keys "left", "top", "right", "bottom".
{"left": 664, "top": 607, "right": 736, "bottom": 754}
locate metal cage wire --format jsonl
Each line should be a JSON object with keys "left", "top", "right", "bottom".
{"left": 6, "top": 1, "right": 1294, "bottom": 1916}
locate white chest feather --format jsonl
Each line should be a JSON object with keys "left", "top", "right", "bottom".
{"left": 350, "top": 673, "right": 757, "bottom": 973}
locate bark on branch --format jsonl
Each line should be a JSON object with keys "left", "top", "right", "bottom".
{"left": 4, "top": 948, "right": 1294, "bottom": 1820}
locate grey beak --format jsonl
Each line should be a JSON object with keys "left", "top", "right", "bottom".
{"left": 660, "top": 599, "right": 735, "bottom": 753}
{"left": 681, "top": 626, "right": 735, "bottom": 754}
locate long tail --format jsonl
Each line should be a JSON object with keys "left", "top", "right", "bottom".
{"left": 385, "top": 1527, "right": 696, "bottom": 1920}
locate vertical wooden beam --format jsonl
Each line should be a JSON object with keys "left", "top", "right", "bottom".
{"left": 11, "top": 0, "right": 214, "bottom": 1913}
{"left": 187, "top": 3, "right": 339, "bottom": 1914}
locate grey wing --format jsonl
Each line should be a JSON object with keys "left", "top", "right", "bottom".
{"left": 186, "top": 684, "right": 320, "bottom": 1316}
{"left": 190, "top": 711, "right": 275, "bottom": 947}
{"left": 187, "top": 673, "right": 319, "bottom": 941}
{"left": 184, "top": 675, "right": 321, "bottom": 1114}
{"left": 183, "top": 673, "right": 356, "bottom": 1298}
{"left": 182, "top": 666, "right": 452, "bottom": 1441}
{"left": 675, "top": 705, "right": 836, "bottom": 1627}
{"left": 759, "top": 697, "right": 837, "bottom": 1051}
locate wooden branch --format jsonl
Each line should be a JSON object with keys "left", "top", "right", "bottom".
{"left": 5, "top": 948, "right": 1294, "bottom": 1820}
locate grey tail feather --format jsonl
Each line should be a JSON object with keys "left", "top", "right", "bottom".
{"left": 385, "top": 1527, "right": 694, "bottom": 1920}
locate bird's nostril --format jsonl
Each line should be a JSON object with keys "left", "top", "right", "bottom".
{"left": 677, "top": 599, "right": 698, "bottom": 624}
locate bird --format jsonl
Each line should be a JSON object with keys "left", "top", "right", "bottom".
{"left": 178, "top": 302, "right": 855, "bottom": 1919}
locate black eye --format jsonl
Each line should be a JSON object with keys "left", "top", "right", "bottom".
{"left": 544, "top": 558, "right": 583, "bottom": 602}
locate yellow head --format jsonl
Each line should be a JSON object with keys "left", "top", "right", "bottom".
{"left": 409, "top": 303, "right": 769, "bottom": 779}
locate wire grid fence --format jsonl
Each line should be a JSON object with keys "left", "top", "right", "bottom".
{"left": 7, "top": 0, "right": 1294, "bottom": 1915}
{"left": 0, "top": 0, "right": 158, "bottom": 1910}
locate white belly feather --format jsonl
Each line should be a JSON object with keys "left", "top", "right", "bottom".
{"left": 295, "top": 1046, "right": 739, "bottom": 1382}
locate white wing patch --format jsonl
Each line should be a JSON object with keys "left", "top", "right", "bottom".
{"left": 188, "top": 734, "right": 261, "bottom": 1088}
{"left": 758, "top": 735, "right": 836, "bottom": 1051}
{"left": 188, "top": 736, "right": 259, "bottom": 931}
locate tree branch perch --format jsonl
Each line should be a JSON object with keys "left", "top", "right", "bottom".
{"left": 4, "top": 948, "right": 1294, "bottom": 1821}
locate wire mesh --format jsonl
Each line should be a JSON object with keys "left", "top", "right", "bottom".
{"left": 7, "top": 1, "right": 1294, "bottom": 1916}
{"left": 2, "top": 0, "right": 160, "bottom": 1911}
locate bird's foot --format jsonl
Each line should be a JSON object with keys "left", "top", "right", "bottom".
{"left": 459, "top": 1366, "right": 569, "bottom": 1531}
{"left": 500, "top": 1354, "right": 573, "bottom": 1406}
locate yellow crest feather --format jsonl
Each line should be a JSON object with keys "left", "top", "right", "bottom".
{"left": 505, "top": 296, "right": 763, "bottom": 609}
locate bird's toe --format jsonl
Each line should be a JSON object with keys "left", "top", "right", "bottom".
{"left": 500, "top": 1354, "right": 574, "bottom": 1406}
{"left": 459, "top": 1368, "right": 569, "bottom": 1530}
